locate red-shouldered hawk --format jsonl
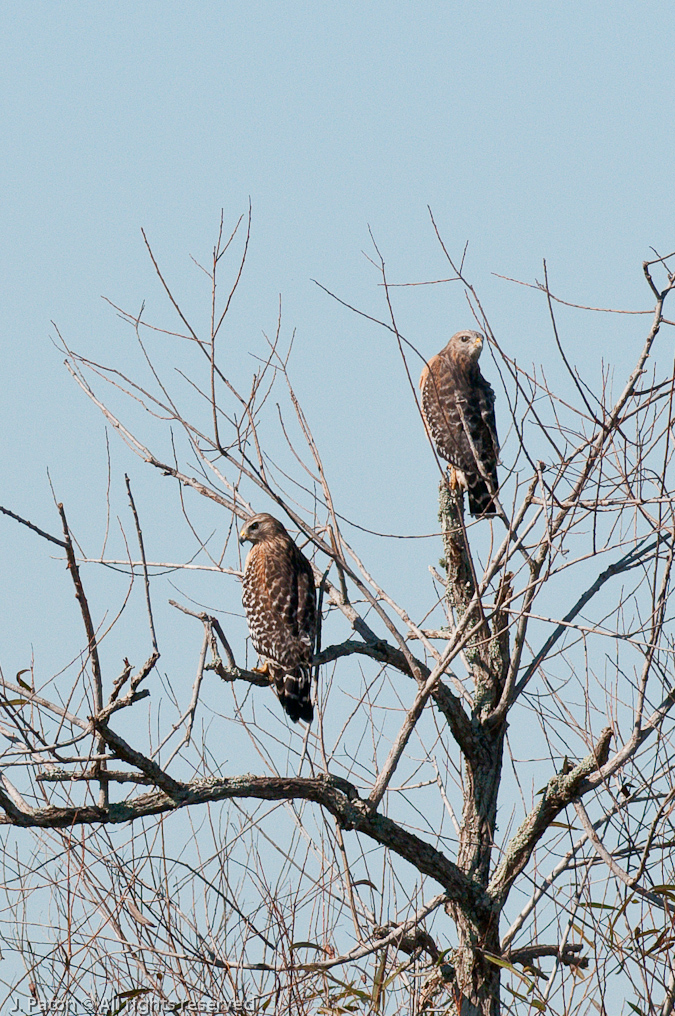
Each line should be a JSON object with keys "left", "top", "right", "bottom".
{"left": 419, "top": 330, "right": 499, "bottom": 516}
{"left": 239, "top": 513, "right": 316, "bottom": 723}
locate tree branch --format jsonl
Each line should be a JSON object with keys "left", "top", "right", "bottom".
{"left": 573, "top": 799, "right": 667, "bottom": 908}
{"left": 488, "top": 727, "right": 613, "bottom": 906}
{"left": 0, "top": 770, "right": 491, "bottom": 915}
{"left": 317, "top": 638, "right": 474, "bottom": 756}
{"left": 506, "top": 942, "right": 588, "bottom": 973}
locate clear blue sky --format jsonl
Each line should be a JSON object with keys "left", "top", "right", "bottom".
{"left": 1, "top": 2, "right": 673, "bottom": 516}
{"left": 1, "top": 0, "right": 674, "bottom": 803}
{"left": 0, "top": 2, "right": 673, "bottom": 1004}
{"left": 1, "top": 0, "right": 673, "bottom": 751}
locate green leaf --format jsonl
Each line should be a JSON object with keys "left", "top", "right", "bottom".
{"left": 608, "top": 896, "right": 632, "bottom": 939}
{"left": 503, "top": 986, "right": 532, "bottom": 1004}
{"left": 352, "top": 879, "right": 379, "bottom": 891}
{"left": 579, "top": 901, "right": 617, "bottom": 910}
{"left": 627, "top": 1004, "right": 645, "bottom": 1015}
{"left": 645, "top": 932, "right": 674, "bottom": 957}
{"left": 571, "top": 923, "right": 594, "bottom": 946}
{"left": 321, "top": 971, "right": 371, "bottom": 1002}
{"left": 483, "top": 952, "right": 521, "bottom": 972}
{"left": 649, "top": 885, "right": 675, "bottom": 898}
{"left": 382, "top": 961, "right": 408, "bottom": 991}
{"left": 16, "top": 670, "right": 31, "bottom": 691}
{"left": 371, "top": 947, "right": 388, "bottom": 1012}
{"left": 483, "top": 952, "right": 533, "bottom": 989}
{"left": 291, "top": 941, "right": 327, "bottom": 953}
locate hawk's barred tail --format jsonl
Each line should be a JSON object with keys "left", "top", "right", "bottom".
{"left": 275, "top": 665, "right": 314, "bottom": 724}
{"left": 467, "top": 474, "right": 498, "bottom": 517}
{"left": 469, "top": 481, "right": 496, "bottom": 516}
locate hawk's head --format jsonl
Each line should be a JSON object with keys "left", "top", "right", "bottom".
{"left": 239, "top": 513, "right": 290, "bottom": 545}
{"left": 445, "top": 330, "right": 485, "bottom": 366}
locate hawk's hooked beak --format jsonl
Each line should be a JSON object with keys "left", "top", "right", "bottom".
{"left": 239, "top": 527, "right": 249, "bottom": 546}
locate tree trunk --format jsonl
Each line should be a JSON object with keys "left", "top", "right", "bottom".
{"left": 447, "top": 909, "right": 501, "bottom": 1015}
{"left": 440, "top": 482, "right": 509, "bottom": 1015}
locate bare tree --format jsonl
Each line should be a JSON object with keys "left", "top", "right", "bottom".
{"left": 1, "top": 211, "right": 675, "bottom": 1015}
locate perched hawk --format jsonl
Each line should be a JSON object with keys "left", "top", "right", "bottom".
{"left": 239, "top": 513, "right": 317, "bottom": 723}
{"left": 419, "top": 330, "right": 499, "bottom": 516}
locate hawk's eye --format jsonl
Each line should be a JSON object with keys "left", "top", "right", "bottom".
{"left": 461, "top": 335, "right": 470, "bottom": 342}
{"left": 250, "top": 521, "right": 259, "bottom": 530}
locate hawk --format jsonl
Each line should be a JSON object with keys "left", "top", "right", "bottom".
{"left": 419, "top": 329, "right": 499, "bottom": 516}
{"left": 239, "top": 513, "right": 317, "bottom": 723}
